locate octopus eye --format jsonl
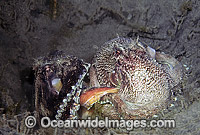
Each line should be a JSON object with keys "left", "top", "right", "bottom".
{"left": 44, "top": 65, "right": 55, "bottom": 80}
{"left": 51, "top": 78, "right": 63, "bottom": 93}
{"left": 116, "top": 50, "right": 121, "bottom": 55}
{"left": 113, "top": 48, "right": 122, "bottom": 57}
{"left": 45, "top": 65, "right": 52, "bottom": 73}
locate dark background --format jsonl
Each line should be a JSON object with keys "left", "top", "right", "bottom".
{"left": 0, "top": 0, "right": 199, "bottom": 134}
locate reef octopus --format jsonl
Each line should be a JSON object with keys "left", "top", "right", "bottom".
{"left": 80, "top": 37, "right": 183, "bottom": 119}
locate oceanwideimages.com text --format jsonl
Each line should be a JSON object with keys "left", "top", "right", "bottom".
{"left": 25, "top": 116, "right": 176, "bottom": 130}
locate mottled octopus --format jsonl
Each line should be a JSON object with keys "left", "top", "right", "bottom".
{"left": 33, "top": 51, "right": 90, "bottom": 120}
{"left": 33, "top": 37, "right": 183, "bottom": 120}
{"left": 81, "top": 37, "right": 182, "bottom": 119}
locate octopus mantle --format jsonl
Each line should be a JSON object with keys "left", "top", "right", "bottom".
{"left": 86, "top": 37, "right": 182, "bottom": 119}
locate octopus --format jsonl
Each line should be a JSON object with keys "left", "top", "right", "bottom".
{"left": 33, "top": 51, "right": 90, "bottom": 120}
{"left": 80, "top": 37, "right": 183, "bottom": 119}
{"left": 33, "top": 37, "right": 183, "bottom": 120}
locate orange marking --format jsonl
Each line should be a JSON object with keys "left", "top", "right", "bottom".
{"left": 80, "top": 87, "right": 119, "bottom": 110}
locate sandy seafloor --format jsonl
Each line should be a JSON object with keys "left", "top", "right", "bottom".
{"left": 0, "top": 0, "right": 199, "bottom": 134}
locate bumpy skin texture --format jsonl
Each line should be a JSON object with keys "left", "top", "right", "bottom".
{"left": 90, "top": 37, "right": 182, "bottom": 119}
{"left": 33, "top": 51, "right": 86, "bottom": 120}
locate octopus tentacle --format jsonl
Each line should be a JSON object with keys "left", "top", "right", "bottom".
{"left": 55, "top": 62, "right": 90, "bottom": 119}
